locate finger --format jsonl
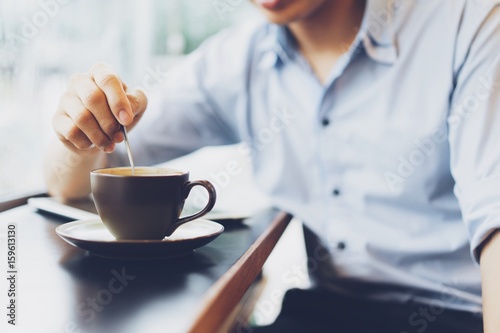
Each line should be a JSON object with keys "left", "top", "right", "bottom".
{"left": 53, "top": 112, "right": 94, "bottom": 150}
{"left": 60, "top": 94, "right": 116, "bottom": 152}
{"left": 90, "top": 63, "right": 133, "bottom": 126}
{"left": 73, "top": 78, "right": 122, "bottom": 143}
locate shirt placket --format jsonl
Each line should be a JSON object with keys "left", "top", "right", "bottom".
{"left": 314, "top": 50, "right": 362, "bottom": 256}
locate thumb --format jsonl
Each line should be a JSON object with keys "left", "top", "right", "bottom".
{"left": 124, "top": 88, "right": 148, "bottom": 131}
{"left": 126, "top": 88, "right": 148, "bottom": 117}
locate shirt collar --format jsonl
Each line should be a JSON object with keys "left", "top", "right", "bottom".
{"left": 257, "top": 0, "right": 399, "bottom": 70}
{"left": 256, "top": 24, "right": 294, "bottom": 70}
{"left": 361, "top": 0, "right": 399, "bottom": 64}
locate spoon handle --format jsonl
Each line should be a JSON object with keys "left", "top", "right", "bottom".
{"left": 122, "top": 126, "right": 135, "bottom": 174}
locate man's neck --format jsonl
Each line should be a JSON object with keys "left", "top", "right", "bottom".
{"left": 288, "top": 0, "right": 366, "bottom": 55}
{"left": 287, "top": 0, "right": 366, "bottom": 83}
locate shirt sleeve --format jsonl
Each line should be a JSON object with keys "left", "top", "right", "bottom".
{"left": 448, "top": 3, "right": 500, "bottom": 264}
{"left": 108, "top": 22, "right": 262, "bottom": 167}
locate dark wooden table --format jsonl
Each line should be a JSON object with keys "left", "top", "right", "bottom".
{"left": 0, "top": 198, "right": 291, "bottom": 333}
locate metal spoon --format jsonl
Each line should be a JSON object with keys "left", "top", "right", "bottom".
{"left": 121, "top": 126, "right": 135, "bottom": 175}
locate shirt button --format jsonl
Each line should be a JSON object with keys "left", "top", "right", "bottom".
{"left": 321, "top": 118, "right": 330, "bottom": 127}
{"left": 332, "top": 188, "right": 341, "bottom": 196}
{"left": 337, "top": 241, "right": 346, "bottom": 250}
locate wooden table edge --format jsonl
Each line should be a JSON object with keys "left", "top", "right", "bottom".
{"left": 188, "top": 211, "right": 293, "bottom": 333}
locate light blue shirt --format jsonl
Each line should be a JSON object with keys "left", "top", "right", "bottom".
{"left": 112, "top": 0, "right": 500, "bottom": 312}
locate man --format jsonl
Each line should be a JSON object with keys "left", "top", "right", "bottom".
{"left": 45, "top": 0, "right": 500, "bottom": 332}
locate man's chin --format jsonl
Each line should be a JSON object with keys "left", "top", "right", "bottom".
{"left": 257, "top": 8, "right": 305, "bottom": 26}
{"left": 261, "top": 14, "right": 295, "bottom": 25}
{"left": 253, "top": 0, "right": 323, "bottom": 26}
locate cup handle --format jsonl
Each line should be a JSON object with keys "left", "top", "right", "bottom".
{"left": 166, "top": 180, "right": 217, "bottom": 236}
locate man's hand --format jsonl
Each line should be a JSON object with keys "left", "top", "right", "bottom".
{"left": 53, "top": 63, "right": 147, "bottom": 154}
{"left": 45, "top": 63, "right": 148, "bottom": 199}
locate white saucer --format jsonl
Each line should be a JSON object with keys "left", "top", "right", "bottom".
{"left": 56, "top": 218, "right": 224, "bottom": 259}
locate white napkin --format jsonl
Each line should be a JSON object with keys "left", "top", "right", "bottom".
{"left": 156, "top": 143, "right": 271, "bottom": 219}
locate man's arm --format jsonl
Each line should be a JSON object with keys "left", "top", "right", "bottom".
{"left": 480, "top": 230, "right": 500, "bottom": 333}
{"left": 446, "top": 3, "right": 500, "bottom": 330}
{"left": 44, "top": 140, "right": 107, "bottom": 199}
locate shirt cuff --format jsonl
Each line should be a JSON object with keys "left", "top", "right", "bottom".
{"left": 459, "top": 175, "right": 500, "bottom": 264}
{"left": 470, "top": 216, "right": 500, "bottom": 265}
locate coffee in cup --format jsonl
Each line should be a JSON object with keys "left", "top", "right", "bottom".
{"left": 90, "top": 167, "right": 216, "bottom": 240}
